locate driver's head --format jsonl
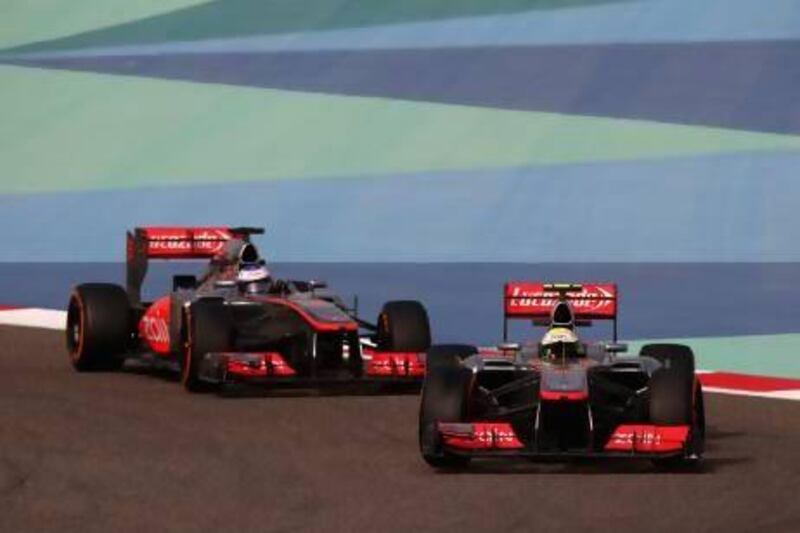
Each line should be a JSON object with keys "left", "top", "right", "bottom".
{"left": 540, "top": 327, "right": 580, "bottom": 360}
{"left": 237, "top": 263, "right": 272, "bottom": 295}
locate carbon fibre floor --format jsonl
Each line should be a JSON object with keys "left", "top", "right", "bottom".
{"left": 1, "top": 325, "right": 799, "bottom": 532}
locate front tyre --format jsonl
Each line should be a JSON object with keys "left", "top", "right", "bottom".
{"left": 66, "top": 284, "right": 130, "bottom": 371}
{"left": 641, "top": 343, "right": 705, "bottom": 469}
{"left": 377, "top": 300, "right": 431, "bottom": 352}
{"left": 419, "top": 345, "right": 476, "bottom": 469}
{"left": 182, "top": 299, "right": 233, "bottom": 393}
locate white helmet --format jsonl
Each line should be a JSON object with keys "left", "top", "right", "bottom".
{"left": 237, "top": 263, "right": 272, "bottom": 294}
{"left": 540, "top": 327, "right": 580, "bottom": 359}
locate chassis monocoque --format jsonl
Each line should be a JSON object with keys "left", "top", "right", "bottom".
{"left": 66, "top": 226, "right": 431, "bottom": 392}
{"left": 419, "top": 282, "right": 705, "bottom": 470}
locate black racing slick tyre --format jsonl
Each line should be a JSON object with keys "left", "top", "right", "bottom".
{"left": 182, "top": 299, "right": 233, "bottom": 393}
{"left": 419, "top": 345, "right": 476, "bottom": 469}
{"left": 66, "top": 284, "right": 130, "bottom": 372}
{"left": 377, "top": 300, "right": 431, "bottom": 353}
{"left": 643, "top": 344, "right": 695, "bottom": 425}
{"left": 641, "top": 343, "right": 705, "bottom": 468}
{"left": 425, "top": 344, "right": 478, "bottom": 372}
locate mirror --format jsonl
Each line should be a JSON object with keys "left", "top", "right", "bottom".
{"left": 604, "top": 342, "right": 628, "bottom": 354}
{"left": 498, "top": 342, "right": 520, "bottom": 353}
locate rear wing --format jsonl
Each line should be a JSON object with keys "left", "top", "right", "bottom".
{"left": 126, "top": 226, "right": 264, "bottom": 305}
{"left": 503, "top": 282, "right": 619, "bottom": 341}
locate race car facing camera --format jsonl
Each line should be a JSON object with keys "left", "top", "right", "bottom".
{"left": 419, "top": 282, "right": 705, "bottom": 470}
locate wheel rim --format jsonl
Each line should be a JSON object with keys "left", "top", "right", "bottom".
{"left": 66, "top": 296, "right": 84, "bottom": 362}
{"left": 71, "top": 321, "right": 80, "bottom": 348}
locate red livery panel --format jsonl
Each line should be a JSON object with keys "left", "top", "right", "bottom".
{"left": 539, "top": 390, "right": 589, "bottom": 402}
{"left": 365, "top": 351, "right": 425, "bottom": 377}
{"left": 131, "top": 226, "right": 241, "bottom": 259}
{"left": 139, "top": 295, "right": 171, "bottom": 354}
{"left": 505, "top": 282, "right": 617, "bottom": 319}
{"left": 225, "top": 352, "right": 297, "bottom": 378}
{"left": 604, "top": 425, "right": 690, "bottom": 453}
{"left": 439, "top": 422, "right": 525, "bottom": 450}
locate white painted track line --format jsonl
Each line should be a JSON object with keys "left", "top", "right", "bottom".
{"left": 0, "top": 308, "right": 67, "bottom": 330}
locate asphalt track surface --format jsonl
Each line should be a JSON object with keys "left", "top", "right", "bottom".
{"left": 2, "top": 326, "right": 799, "bottom": 532}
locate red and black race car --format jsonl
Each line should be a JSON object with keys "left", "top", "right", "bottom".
{"left": 419, "top": 282, "right": 705, "bottom": 470}
{"left": 67, "top": 226, "right": 430, "bottom": 392}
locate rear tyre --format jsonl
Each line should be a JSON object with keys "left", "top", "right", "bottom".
{"left": 182, "top": 299, "right": 233, "bottom": 393}
{"left": 66, "top": 284, "right": 130, "bottom": 371}
{"left": 377, "top": 301, "right": 431, "bottom": 352}
{"left": 419, "top": 345, "right": 476, "bottom": 469}
{"left": 641, "top": 343, "right": 705, "bottom": 469}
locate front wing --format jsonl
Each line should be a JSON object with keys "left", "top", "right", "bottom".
{"left": 435, "top": 421, "right": 693, "bottom": 459}
{"left": 195, "top": 350, "right": 425, "bottom": 386}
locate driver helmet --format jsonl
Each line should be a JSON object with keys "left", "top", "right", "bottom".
{"left": 237, "top": 262, "right": 272, "bottom": 295}
{"left": 540, "top": 327, "right": 580, "bottom": 360}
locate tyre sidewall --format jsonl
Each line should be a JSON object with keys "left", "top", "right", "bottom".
{"left": 377, "top": 301, "right": 431, "bottom": 352}
{"left": 67, "top": 284, "right": 130, "bottom": 371}
{"left": 183, "top": 299, "right": 232, "bottom": 392}
{"left": 419, "top": 345, "right": 475, "bottom": 467}
{"left": 643, "top": 343, "right": 705, "bottom": 464}
{"left": 644, "top": 344, "right": 696, "bottom": 425}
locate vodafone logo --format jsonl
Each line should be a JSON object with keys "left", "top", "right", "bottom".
{"left": 140, "top": 315, "right": 169, "bottom": 345}
{"left": 138, "top": 296, "right": 172, "bottom": 354}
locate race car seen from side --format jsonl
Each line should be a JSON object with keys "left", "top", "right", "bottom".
{"left": 67, "top": 226, "right": 431, "bottom": 392}
{"left": 419, "top": 282, "right": 705, "bottom": 470}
